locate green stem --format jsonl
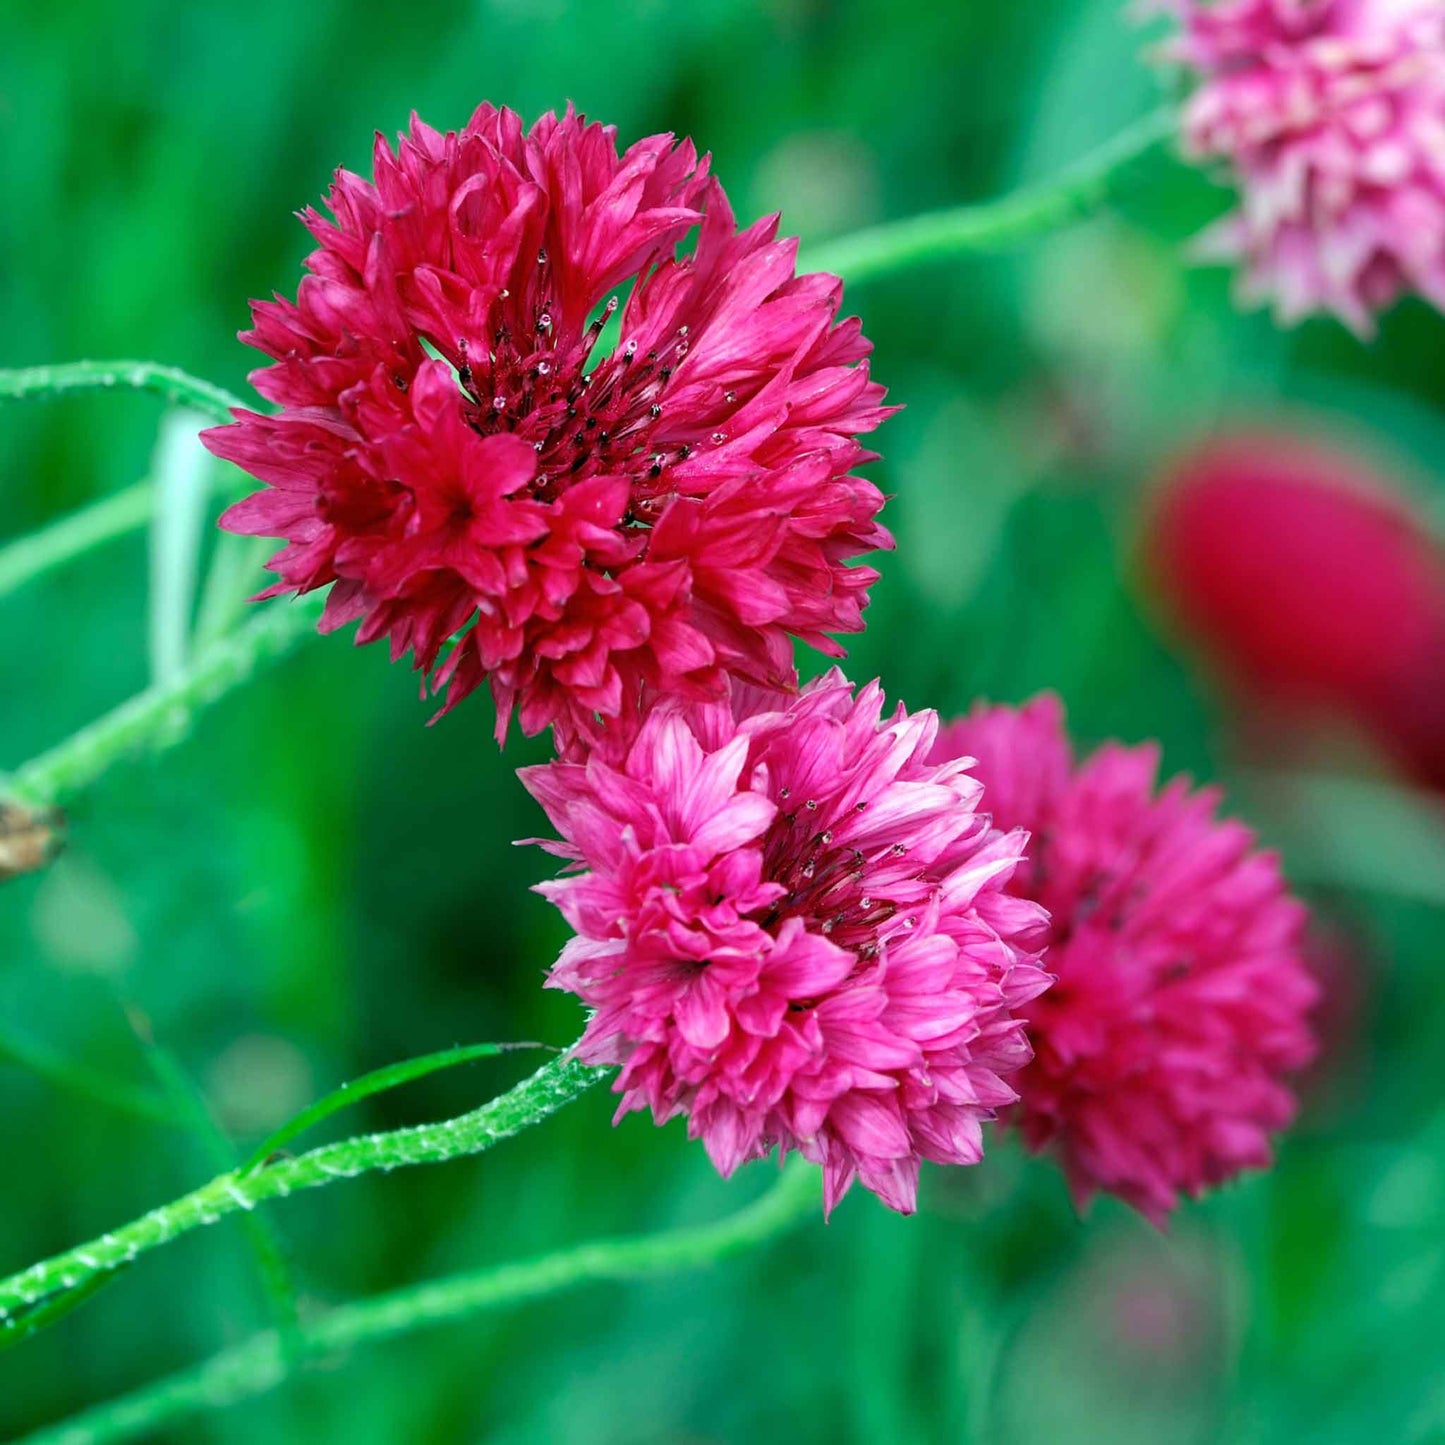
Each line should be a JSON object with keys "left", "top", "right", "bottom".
{"left": 241, "top": 1041, "right": 548, "bottom": 1174}
{"left": 1, "top": 595, "right": 325, "bottom": 810}
{"left": 0, "top": 362, "right": 243, "bottom": 426}
{"left": 0, "top": 1052, "right": 606, "bottom": 1320}
{"left": 804, "top": 107, "right": 1176, "bottom": 284}
{"left": 0, "top": 483, "right": 155, "bottom": 603}
{"left": 17, "top": 1160, "right": 816, "bottom": 1445}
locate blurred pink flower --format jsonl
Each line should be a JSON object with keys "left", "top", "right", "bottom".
{"left": 1148, "top": 429, "right": 1445, "bottom": 789}
{"left": 1154, "top": 0, "right": 1445, "bottom": 333}
{"left": 204, "top": 105, "right": 892, "bottom": 744}
{"left": 933, "top": 694, "right": 1318, "bottom": 1225}
{"left": 521, "top": 672, "right": 1050, "bottom": 1215}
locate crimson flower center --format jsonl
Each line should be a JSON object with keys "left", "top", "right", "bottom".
{"left": 755, "top": 793, "right": 903, "bottom": 958}
{"left": 443, "top": 255, "right": 732, "bottom": 516}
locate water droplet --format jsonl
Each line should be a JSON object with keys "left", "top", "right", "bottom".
{"left": 710, "top": 431, "right": 727, "bottom": 444}
{"left": 493, "top": 396, "right": 508, "bottom": 411}
{"left": 536, "top": 360, "right": 552, "bottom": 376}
{"left": 537, "top": 247, "right": 549, "bottom": 265}
{"left": 804, "top": 799, "right": 819, "bottom": 811}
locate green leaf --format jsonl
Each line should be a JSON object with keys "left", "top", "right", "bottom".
{"left": 147, "top": 412, "right": 214, "bottom": 689}
{"left": 240, "top": 1040, "right": 550, "bottom": 1174}
{"left": 0, "top": 1267, "right": 129, "bottom": 1354}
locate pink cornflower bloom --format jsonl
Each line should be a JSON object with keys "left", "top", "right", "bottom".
{"left": 521, "top": 672, "right": 1050, "bottom": 1215}
{"left": 204, "top": 106, "right": 892, "bottom": 743}
{"left": 1152, "top": 0, "right": 1445, "bottom": 334}
{"left": 933, "top": 695, "right": 1318, "bottom": 1225}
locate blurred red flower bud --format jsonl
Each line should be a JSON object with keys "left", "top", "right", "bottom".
{"left": 1147, "top": 430, "right": 1445, "bottom": 788}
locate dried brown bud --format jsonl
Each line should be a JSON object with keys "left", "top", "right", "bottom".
{"left": 0, "top": 802, "right": 66, "bottom": 882}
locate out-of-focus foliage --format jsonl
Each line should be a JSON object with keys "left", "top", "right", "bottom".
{"left": 2, "top": 0, "right": 1441, "bottom": 1439}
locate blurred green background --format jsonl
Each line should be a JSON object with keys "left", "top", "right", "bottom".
{"left": 3, "top": 0, "right": 1443, "bottom": 1440}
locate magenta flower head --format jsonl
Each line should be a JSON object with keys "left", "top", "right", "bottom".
{"left": 202, "top": 106, "right": 893, "bottom": 743}
{"left": 1152, "top": 0, "right": 1445, "bottom": 334}
{"left": 933, "top": 695, "right": 1318, "bottom": 1225}
{"left": 521, "top": 672, "right": 1050, "bottom": 1215}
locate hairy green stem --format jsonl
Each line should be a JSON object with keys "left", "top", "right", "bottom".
{"left": 17, "top": 1160, "right": 816, "bottom": 1445}
{"left": 0, "top": 361, "right": 243, "bottom": 426}
{"left": 241, "top": 1041, "right": 547, "bottom": 1174}
{"left": 0, "top": 1053, "right": 605, "bottom": 1320}
{"left": 804, "top": 107, "right": 1176, "bottom": 284}
{"left": 1, "top": 596, "right": 325, "bottom": 810}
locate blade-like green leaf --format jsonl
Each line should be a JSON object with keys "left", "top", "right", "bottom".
{"left": 147, "top": 411, "right": 213, "bottom": 689}
{"left": 240, "top": 1041, "right": 549, "bottom": 1175}
{"left": 0, "top": 1267, "right": 129, "bottom": 1354}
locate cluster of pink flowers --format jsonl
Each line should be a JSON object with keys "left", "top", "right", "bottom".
{"left": 209, "top": 104, "right": 1320, "bottom": 1222}
{"left": 1153, "top": 0, "right": 1445, "bottom": 334}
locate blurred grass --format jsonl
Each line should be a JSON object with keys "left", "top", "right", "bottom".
{"left": 2, "top": 0, "right": 1443, "bottom": 1440}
